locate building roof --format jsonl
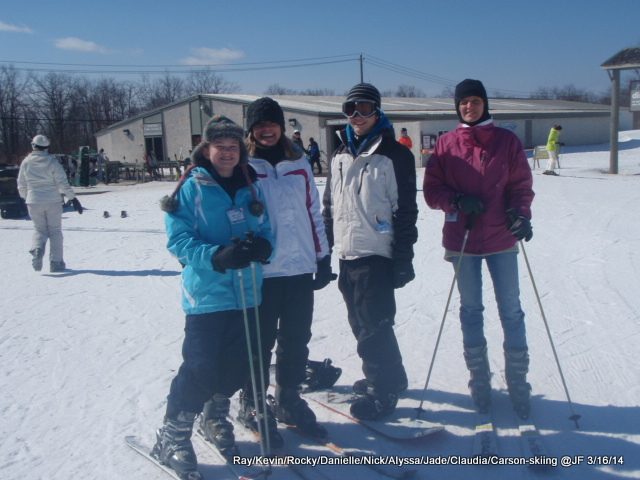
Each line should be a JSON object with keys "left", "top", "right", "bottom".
{"left": 206, "top": 94, "right": 611, "bottom": 116}
{"left": 96, "top": 93, "right": 611, "bottom": 136}
{"left": 601, "top": 47, "right": 640, "bottom": 70}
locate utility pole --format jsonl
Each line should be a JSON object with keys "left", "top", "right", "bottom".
{"left": 360, "top": 54, "right": 364, "bottom": 83}
{"left": 609, "top": 69, "right": 620, "bottom": 174}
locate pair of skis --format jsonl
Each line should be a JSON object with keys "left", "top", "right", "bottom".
{"left": 125, "top": 432, "right": 266, "bottom": 480}
{"left": 471, "top": 405, "right": 550, "bottom": 468}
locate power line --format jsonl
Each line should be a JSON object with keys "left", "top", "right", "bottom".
{"left": 1, "top": 52, "right": 538, "bottom": 96}
{"left": 5, "top": 58, "right": 357, "bottom": 76}
{"left": 0, "top": 53, "right": 359, "bottom": 68}
{"left": 0, "top": 55, "right": 360, "bottom": 75}
{"left": 363, "top": 53, "right": 534, "bottom": 97}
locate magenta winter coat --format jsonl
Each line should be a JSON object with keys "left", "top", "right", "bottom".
{"left": 423, "top": 122, "right": 534, "bottom": 255}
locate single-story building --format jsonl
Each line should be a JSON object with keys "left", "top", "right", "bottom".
{"left": 97, "top": 94, "right": 632, "bottom": 168}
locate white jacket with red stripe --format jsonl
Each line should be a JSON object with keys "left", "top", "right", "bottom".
{"left": 249, "top": 154, "right": 329, "bottom": 278}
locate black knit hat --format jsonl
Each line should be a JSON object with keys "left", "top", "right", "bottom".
{"left": 346, "top": 83, "right": 381, "bottom": 108}
{"left": 246, "top": 97, "right": 285, "bottom": 133}
{"left": 203, "top": 114, "right": 248, "bottom": 164}
{"left": 454, "top": 79, "right": 490, "bottom": 126}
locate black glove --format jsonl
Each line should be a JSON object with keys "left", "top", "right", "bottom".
{"left": 240, "top": 236, "right": 272, "bottom": 263}
{"left": 393, "top": 260, "right": 415, "bottom": 289}
{"left": 313, "top": 255, "right": 337, "bottom": 290}
{"left": 212, "top": 244, "right": 251, "bottom": 273}
{"left": 71, "top": 197, "right": 83, "bottom": 214}
{"left": 507, "top": 209, "right": 533, "bottom": 242}
{"left": 455, "top": 195, "right": 486, "bottom": 216}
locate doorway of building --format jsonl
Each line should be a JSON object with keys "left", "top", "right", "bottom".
{"left": 145, "top": 137, "right": 164, "bottom": 162}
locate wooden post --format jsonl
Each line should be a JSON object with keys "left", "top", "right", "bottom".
{"left": 609, "top": 69, "right": 620, "bottom": 174}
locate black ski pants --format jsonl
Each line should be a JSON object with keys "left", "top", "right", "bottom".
{"left": 166, "top": 310, "right": 250, "bottom": 418}
{"left": 245, "top": 274, "right": 314, "bottom": 394}
{"left": 338, "top": 256, "right": 408, "bottom": 394}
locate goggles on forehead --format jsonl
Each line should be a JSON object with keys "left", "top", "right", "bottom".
{"left": 342, "top": 100, "right": 378, "bottom": 119}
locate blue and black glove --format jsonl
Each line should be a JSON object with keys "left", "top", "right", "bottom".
{"left": 212, "top": 237, "right": 272, "bottom": 273}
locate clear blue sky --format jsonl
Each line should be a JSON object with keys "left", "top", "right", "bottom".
{"left": 1, "top": 0, "right": 637, "bottom": 98}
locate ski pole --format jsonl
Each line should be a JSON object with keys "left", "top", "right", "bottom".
{"left": 245, "top": 231, "right": 273, "bottom": 455}
{"left": 235, "top": 239, "right": 271, "bottom": 464}
{"left": 416, "top": 215, "right": 474, "bottom": 419}
{"left": 519, "top": 240, "right": 581, "bottom": 428}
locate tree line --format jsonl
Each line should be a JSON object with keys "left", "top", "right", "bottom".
{"left": 1, "top": 64, "right": 637, "bottom": 164}
{"left": 0, "top": 66, "right": 241, "bottom": 164}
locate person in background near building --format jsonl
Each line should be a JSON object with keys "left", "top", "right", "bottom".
{"left": 18, "top": 135, "right": 83, "bottom": 273}
{"left": 398, "top": 127, "right": 413, "bottom": 149}
{"left": 154, "top": 115, "right": 273, "bottom": 479}
{"left": 97, "top": 148, "right": 108, "bottom": 184}
{"left": 241, "top": 97, "right": 334, "bottom": 445}
{"left": 307, "top": 137, "right": 322, "bottom": 175}
{"left": 291, "top": 130, "right": 308, "bottom": 154}
{"left": 322, "top": 83, "right": 418, "bottom": 420}
{"left": 148, "top": 150, "right": 161, "bottom": 180}
{"left": 543, "top": 125, "right": 563, "bottom": 176}
{"left": 423, "top": 79, "right": 535, "bottom": 420}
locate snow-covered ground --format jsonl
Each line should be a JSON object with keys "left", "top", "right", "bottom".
{"left": 1, "top": 132, "right": 639, "bottom": 480}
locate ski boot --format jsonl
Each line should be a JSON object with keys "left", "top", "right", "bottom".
{"left": 50, "top": 261, "right": 66, "bottom": 273}
{"left": 349, "top": 384, "right": 398, "bottom": 421}
{"left": 151, "top": 411, "right": 202, "bottom": 480}
{"left": 237, "top": 390, "right": 284, "bottom": 449}
{"left": 30, "top": 248, "right": 44, "bottom": 272}
{"left": 200, "top": 394, "right": 237, "bottom": 457}
{"left": 464, "top": 345, "right": 492, "bottom": 413}
{"left": 301, "top": 358, "right": 343, "bottom": 393}
{"left": 273, "top": 386, "right": 327, "bottom": 438}
{"left": 505, "top": 348, "right": 532, "bottom": 419}
{"left": 353, "top": 378, "right": 408, "bottom": 396}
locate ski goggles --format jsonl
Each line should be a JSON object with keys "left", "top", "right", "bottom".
{"left": 342, "top": 100, "right": 378, "bottom": 119}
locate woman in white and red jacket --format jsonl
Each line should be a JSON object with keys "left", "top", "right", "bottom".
{"left": 423, "top": 79, "right": 535, "bottom": 420}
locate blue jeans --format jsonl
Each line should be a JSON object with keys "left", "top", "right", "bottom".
{"left": 450, "top": 251, "right": 527, "bottom": 351}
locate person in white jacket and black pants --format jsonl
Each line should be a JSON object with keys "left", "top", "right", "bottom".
{"left": 237, "top": 97, "right": 335, "bottom": 443}
{"left": 18, "top": 135, "right": 82, "bottom": 272}
{"left": 323, "top": 83, "right": 418, "bottom": 421}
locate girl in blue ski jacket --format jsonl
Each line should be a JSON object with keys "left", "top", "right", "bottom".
{"left": 151, "top": 116, "right": 273, "bottom": 479}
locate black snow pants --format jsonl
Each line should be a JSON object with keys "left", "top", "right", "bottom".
{"left": 245, "top": 274, "right": 315, "bottom": 394}
{"left": 338, "top": 255, "right": 408, "bottom": 394}
{"left": 166, "top": 310, "right": 250, "bottom": 417}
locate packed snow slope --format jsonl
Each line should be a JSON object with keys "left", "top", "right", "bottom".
{"left": 1, "top": 132, "right": 639, "bottom": 480}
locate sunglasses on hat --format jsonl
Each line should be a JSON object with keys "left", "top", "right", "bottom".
{"left": 342, "top": 100, "right": 378, "bottom": 119}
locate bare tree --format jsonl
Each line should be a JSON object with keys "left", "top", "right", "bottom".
{"left": 30, "top": 72, "right": 79, "bottom": 153}
{"left": 0, "top": 65, "right": 32, "bottom": 163}
{"left": 264, "top": 83, "right": 297, "bottom": 95}
{"left": 184, "top": 68, "right": 241, "bottom": 95}
{"left": 138, "top": 72, "right": 186, "bottom": 110}
{"left": 394, "top": 84, "right": 426, "bottom": 98}
{"left": 298, "top": 88, "right": 335, "bottom": 96}
{"left": 437, "top": 85, "right": 455, "bottom": 98}
{"left": 530, "top": 87, "right": 553, "bottom": 100}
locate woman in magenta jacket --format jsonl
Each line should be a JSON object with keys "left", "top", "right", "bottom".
{"left": 423, "top": 79, "right": 535, "bottom": 420}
